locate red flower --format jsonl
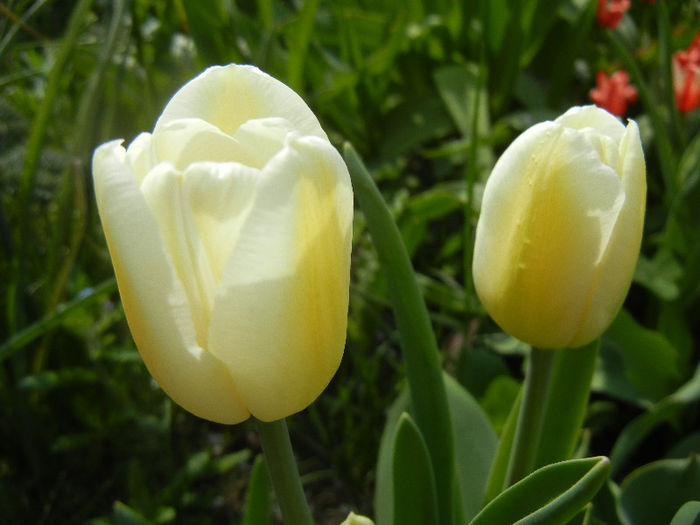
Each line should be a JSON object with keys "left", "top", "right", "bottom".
{"left": 590, "top": 70, "right": 638, "bottom": 116}
{"left": 672, "top": 33, "right": 700, "bottom": 112}
{"left": 596, "top": 0, "right": 631, "bottom": 29}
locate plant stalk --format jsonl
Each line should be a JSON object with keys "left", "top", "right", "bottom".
{"left": 504, "top": 347, "right": 556, "bottom": 487}
{"left": 255, "top": 418, "right": 314, "bottom": 525}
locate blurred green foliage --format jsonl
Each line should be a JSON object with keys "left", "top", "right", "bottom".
{"left": 1, "top": 0, "right": 699, "bottom": 523}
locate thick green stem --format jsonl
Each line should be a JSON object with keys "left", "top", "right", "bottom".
{"left": 255, "top": 418, "right": 314, "bottom": 525}
{"left": 504, "top": 347, "right": 556, "bottom": 487}
{"left": 534, "top": 341, "right": 599, "bottom": 468}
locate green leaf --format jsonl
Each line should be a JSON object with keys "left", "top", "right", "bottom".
{"left": 433, "top": 63, "right": 489, "bottom": 141}
{"left": 670, "top": 501, "right": 700, "bottom": 525}
{"left": 113, "top": 501, "right": 155, "bottom": 525}
{"left": 610, "top": 363, "right": 700, "bottom": 476}
{"left": 241, "top": 454, "right": 271, "bottom": 525}
{"left": 0, "top": 279, "right": 117, "bottom": 363}
{"left": 470, "top": 457, "right": 610, "bottom": 525}
{"left": 375, "top": 374, "right": 497, "bottom": 524}
{"left": 18, "top": 368, "right": 98, "bottom": 392}
{"left": 595, "top": 309, "right": 681, "bottom": 406}
{"left": 483, "top": 388, "right": 523, "bottom": 505}
{"left": 392, "top": 413, "right": 439, "bottom": 525}
{"left": 618, "top": 456, "right": 700, "bottom": 525}
{"left": 445, "top": 375, "right": 498, "bottom": 521}
{"left": 346, "top": 144, "right": 454, "bottom": 525}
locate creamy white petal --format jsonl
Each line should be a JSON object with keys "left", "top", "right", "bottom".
{"left": 92, "top": 141, "right": 249, "bottom": 423}
{"left": 139, "top": 160, "right": 260, "bottom": 347}
{"left": 124, "top": 132, "right": 158, "bottom": 183}
{"left": 154, "top": 65, "right": 327, "bottom": 140}
{"left": 473, "top": 122, "right": 625, "bottom": 348}
{"left": 207, "top": 136, "right": 353, "bottom": 421}
{"left": 569, "top": 119, "right": 646, "bottom": 346}
{"left": 555, "top": 105, "right": 625, "bottom": 143}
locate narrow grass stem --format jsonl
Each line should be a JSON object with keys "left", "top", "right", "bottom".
{"left": 255, "top": 418, "right": 314, "bottom": 525}
{"left": 504, "top": 347, "right": 556, "bottom": 487}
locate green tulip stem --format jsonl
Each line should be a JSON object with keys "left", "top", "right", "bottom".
{"left": 255, "top": 418, "right": 314, "bottom": 525}
{"left": 504, "top": 347, "right": 556, "bottom": 487}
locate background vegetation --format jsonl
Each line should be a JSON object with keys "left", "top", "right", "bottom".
{"left": 1, "top": 0, "right": 699, "bottom": 523}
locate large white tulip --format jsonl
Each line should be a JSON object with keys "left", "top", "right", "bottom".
{"left": 473, "top": 105, "right": 646, "bottom": 349}
{"left": 92, "top": 65, "right": 353, "bottom": 424}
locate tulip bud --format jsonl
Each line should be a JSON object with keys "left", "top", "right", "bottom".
{"left": 340, "top": 512, "right": 375, "bottom": 525}
{"left": 92, "top": 65, "right": 353, "bottom": 424}
{"left": 473, "top": 106, "right": 645, "bottom": 349}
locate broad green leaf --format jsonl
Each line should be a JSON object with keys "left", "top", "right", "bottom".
{"left": 392, "top": 412, "right": 439, "bottom": 525}
{"left": 241, "top": 454, "right": 271, "bottom": 525}
{"left": 618, "top": 456, "right": 700, "bottom": 525}
{"left": 471, "top": 457, "right": 610, "bottom": 525}
{"left": 375, "top": 374, "right": 497, "bottom": 524}
{"left": 670, "top": 501, "right": 700, "bottom": 525}
{"left": 610, "top": 363, "right": 700, "bottom": 476}
{"left": 594, "top": 309, "right": 681, "bottom": 406}
{"left": 445, "top": 375, "right": 498, "bottom": 521}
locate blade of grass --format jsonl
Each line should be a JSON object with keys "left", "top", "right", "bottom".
{"left": 0, "top": 278, "right": 117, "bottom": 364}
{"left": 344, "top": 144, "right": 455, "bottom": 525}
{"left": 285, "top": 0, "right": 319, "bottom": 93}
{"left": 7, "top": 0, "right": 94, "bottom": 334}
{"left": 36, "top": 0, "right": 127, "bottom": 374}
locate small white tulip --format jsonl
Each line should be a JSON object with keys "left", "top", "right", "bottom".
{"left": 473, "top": 105, "right": 646, "bottom": 348}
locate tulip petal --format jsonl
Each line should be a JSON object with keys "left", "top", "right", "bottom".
{"left": 208, "top": 136, "right": 353, "bottom": 421}
{"left": 473, "top": 121, "right": 626, "bottom": 348}
{"left": 93, "top": 141, "right": 249, "bottom": 423}
{"left": 154, "top": 64, "right": 327, "bottom": 141}
{"left": 150, "top": 117, "right": 295, "bottom": 171}
{"left": 555, "top": 105, "right": 625, "bottom": 143}
{"left": 569, "top": 119, "right": 646, "bottom": 346}
{"left": 139, "top": 160, "right": 260, "bottom": 348}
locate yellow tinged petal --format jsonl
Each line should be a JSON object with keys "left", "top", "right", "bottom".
{"left": 569, "top": 119, "right": 646, "bottom": 346}
{"left": 154, "top": 65, "right": 327, "bottom": 140}
{"left": 92, "top": 141, "right": 249, "bottom": 424}
{"left": 207, "top": 136, "right": 353, "bottom": 421}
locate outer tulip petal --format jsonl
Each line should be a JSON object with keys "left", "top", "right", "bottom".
{"left": 473, "top": 121, "right": 625, "bottom": 348}
{"left": 93, "top": 140, "right": 249, "bottom": 424}
{"left": 207, "top": 136, "right": 353, "bottom": 421}
{"left": 569, "top": 119, "right": 646, "bottom": 346}
{"left": 154, "top": 65, "right": 327, "bottom": 140}
{"left": 555, "top": 105, "right": 625, "bottom": 143}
